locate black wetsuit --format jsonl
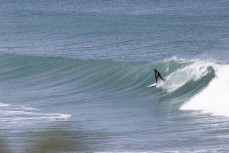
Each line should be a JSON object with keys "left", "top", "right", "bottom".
{"left": 155, "top": 70, "right": 164, "bottom": 84}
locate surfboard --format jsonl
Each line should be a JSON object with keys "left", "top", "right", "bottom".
{"left": 148, "top": 83, "right": 157, "bottom": 87}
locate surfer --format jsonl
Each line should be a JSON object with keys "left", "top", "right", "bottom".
{"left": 154, "top": 69, "right": 165, "bottom": 84}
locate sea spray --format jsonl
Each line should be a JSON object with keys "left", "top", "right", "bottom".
{"left": 158, "top": 60, "right": 215, "bottom": 92}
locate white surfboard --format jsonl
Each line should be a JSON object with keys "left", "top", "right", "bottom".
{"left": 148, "top": 83, "right": 157, "bottom": 87}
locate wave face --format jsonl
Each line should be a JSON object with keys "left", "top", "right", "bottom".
{"left": 0, "top": 54, "right": 215, "bottom": 94}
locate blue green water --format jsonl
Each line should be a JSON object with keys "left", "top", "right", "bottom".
{"left": 0, "top": 0, "right": 229, "bottom": 152}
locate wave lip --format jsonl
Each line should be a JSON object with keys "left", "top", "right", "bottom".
{"left": 180, "top": 65, "right": 229, "bottom": 117}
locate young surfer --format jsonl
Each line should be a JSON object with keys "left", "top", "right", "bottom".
{"left": 154, "top": 69, "right": 165, "bottom": 84}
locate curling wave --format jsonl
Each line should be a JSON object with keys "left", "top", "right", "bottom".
{"left": 0, "top": 53, "right": 228, "bottom": 121}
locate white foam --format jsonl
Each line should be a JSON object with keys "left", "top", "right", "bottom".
{"left": 0, "top": 102, "right": 10, "bottom": 107}
{"left": 181, "top": 65, "right": 229, "bottom": 117}
{"left": 158, "top": 60, "right": 214, "bottom": 92}
{"left": 48, "top": 114, "right": 72, "bottom": 121}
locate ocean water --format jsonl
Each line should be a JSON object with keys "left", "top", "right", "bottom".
{"left": 0, "top": 0, "right": 229, "bottom": 152}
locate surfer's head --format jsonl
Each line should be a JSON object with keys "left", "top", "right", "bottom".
{"left": 154, "top": 69, "right": 157, "bottom": 72}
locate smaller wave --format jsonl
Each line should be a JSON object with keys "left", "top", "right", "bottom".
{"left": 0, "top": 102, "right": 9, "bottom": 107}
{"left": 0, "top": 101, "right": 71, "bottom": 128}
{"left": 180, "top": 64, "right": 229, "bottom": 117}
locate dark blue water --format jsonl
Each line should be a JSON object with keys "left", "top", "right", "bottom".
{"left": 0, "top": 0, "right": 229, "bottom": 152}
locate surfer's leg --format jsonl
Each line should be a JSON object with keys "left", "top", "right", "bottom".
{"left": 159, "top": 75, "right": 164, "bottom": 81}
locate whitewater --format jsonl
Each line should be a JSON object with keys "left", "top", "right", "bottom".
{"left": 1, "top": 0, "right": 229, "bottom": 152}
{"left": 181, "top": 64, "right": 229, "bottom": 117}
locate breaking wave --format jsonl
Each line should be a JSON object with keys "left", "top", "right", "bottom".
{"left": 0, "top": 53, "right": 228, "bottom": 126}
